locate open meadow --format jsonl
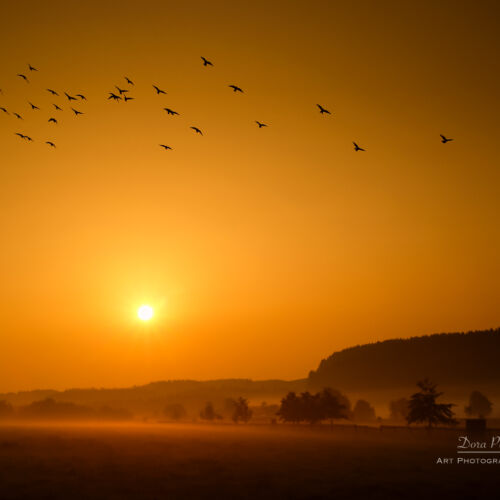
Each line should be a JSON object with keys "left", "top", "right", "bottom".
{"left": 0, "top": 423, "right": 496, "bottom": 499}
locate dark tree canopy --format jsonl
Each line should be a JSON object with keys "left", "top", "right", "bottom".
{"left": 163, "top": 403, "right": 187, "bottom": 421}
{"left": 309, "top": 328, "right": 500, "bottom": 390}
{"left": 200, "top": 401, "right": 222, "bottom": 421}
{"left": 277, "top": 388, "right": 349, "bottom": 424}
{"left": 353, "top": 399, "right": 376, "bottom": 421}
{"left": 0, "top": 400, "right": 14, "bottom": 418}
{"left": 465, "top": 391, "right": 493, "bottom": 418}
{"left": 406, "top": 379, "right": 457, "bottom": 428}
{"left": 229, "top": 397, "right": 253, "bottom": 423}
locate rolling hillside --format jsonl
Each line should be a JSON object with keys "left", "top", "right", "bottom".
{"left": 308, "top": 328, "right": 500, "bottom": 391}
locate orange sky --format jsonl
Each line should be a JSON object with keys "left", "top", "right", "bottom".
{"left": 1, "top": 0, "right": 499, "bottom": 392}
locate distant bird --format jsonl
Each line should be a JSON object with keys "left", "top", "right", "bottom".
{"left": 125, "top": 76, "right": 134, "bottom": 85}
{"left": 46, "top": 141, "right": 56, "bottom": 148}
{"left": 48, "top": 117, "right": 58, "bottom": 124}
{"left": 108, "top": 92, "right": 121, "bottom": 101}
{"left": 317, "top": 104, "right": 330, "bottom": 115}
{"left": 0, "top": 107, "right": 9, "bottom": 115}
{"left": 159, "top": 144, "right": 172, "bottom": 150}
{"left": 124, "top": 95, "right": 134, "bottom": 102}
{"left": 190, "top": 126, "right": 203, "bottom": 135}
{"left": 115, "top": 86, "right": 128, "bottom": 95}
{"left": 76, "top": 94, "right": 86, "bottom": 100}
{"left": 164, "top": 108, "right": 179, "bottom": 116}
{"left": 53, "top": 104, "right": 62, "bottom": 111}
{"left": 153, "top": 85, "right": 166, "bottom": 95}
{"left": 29, "top": 102, "right": 39, "bottom": 110}
{"left": 47, "top": 89, "right": 59, "bottom": 96}
{"left": 353, "top": 142, "right": 365, "bottom": 152}
{"left": 64, "top": 92, "right": 77, "bottom": 101}
{"left": 229, "top": 85, "right": 243, "bottom": 93}
{"left": 17, "top": 74, "right": 29, "bottom": 82}
{"left": 16, "top": 133, "right": 32, "bottom": 141}
{"left": 71, "top": 108, "right": 84, "bottom": 116}
{"left": 28, "top": 64, "right": 37, "bottom": 71}
{"left": 201, "top": 56, "right": 213, "bottom": 67}
{"left": 255, "top": 121, "right": 267, "bottom": 128}
{"left": 440, "top": 134, "right": 453, "bottom": 144}
{"left": 14, "top": 113, "right": 22, "bottom": 119}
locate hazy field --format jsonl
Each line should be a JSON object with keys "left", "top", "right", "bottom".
{"left": 0, "top": 423, "right": 496, "bottom": 499}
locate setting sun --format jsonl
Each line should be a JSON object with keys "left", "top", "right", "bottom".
{"left": 137, "top": 305, "right": 154, "bottom": 321}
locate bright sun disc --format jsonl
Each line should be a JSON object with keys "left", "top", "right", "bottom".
{"left": 138, "top": 305, "right": 154, "bottom": 321}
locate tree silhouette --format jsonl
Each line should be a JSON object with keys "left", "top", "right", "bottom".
{"left": 200, "top": 401, "right": 222, "bottom": 421}
{"left": 465, "top": 391, "right": 493, "bottom": 418}
{"left": 230, "top": 397, "right": 252, "bottom": 423}
{"left": 0, "top": 400, "right": 14, "bottom": 418}
{"left": 277, "top": 388, "right": 348, "bottom": 425}
{"left": 300, "top": 391, "right": 324, "bottom": 424}
{"left": 353, "top": 399, "right": 376, "bottom": 421}
{"left": 319, "top": 388, "right": 348, "bottom": 425}
{"left": 276, "top": 392, "right": 303, "bottom": 423}
{"left": 163, "top": 403, "right": 187, "bottom": 421}
{"left": 389, "top": 398, "right": 410, "bottom": 421}
{"left": 406, "top": 379, "right": 457, "bottom": 428}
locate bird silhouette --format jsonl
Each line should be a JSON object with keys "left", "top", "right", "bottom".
{"left": 153, "top": 85, "right": 166, "bottom": 95}
{"left": 201, "top": 56, "right": 213, "bottom": 67}
{"left": 317, "top": 104, "right": 330, "bottom": 114}
{"left": 440, "top": 134, "right": 453, "bottom": 143}
{"left": 159, "top": 144, "right": 172, "bottom": 150}
{"left": 353, "top": 142, "right": 365, "bottom": 151}
{"left": 229, "top": 85, "right": 243, "bottom": 93}
{"left": 29, "top": 102, "right": 39, "bottom": 110}
{"left": 76, "top": 94, "right": 86, "bottom": 100}
{"left": 64, "top": 92, "right": 78, "bottom": 101}
{"left": 125, "top": 76, "right": 134, "bottom": 85}
{"left": 13, "top": 113, "right": 22, "bottom": 119}
{"left": 16, "top": 133, "right": 32, "bottom": 141}
{"left": 190, "top": 126, "right": 203, "bottom": 135}
{"left": 164, "top": 108, "right": 179, "bottom": 116}
{"left": 17, "top": 74, "right": 29, "bottom": 82}
{"left": 46, "top": 141, "right": 56, "bottom": 148}
{"left": 47, "top": 89, "right": 59, "bottom": 96}
{"left": 0, "top": 107, "right": 9, "bottom": 114}
{"left": 53, "top": 104, "right": 62, "bottom": 111}
{"left": 48, "top": 117, "right": 58, "bottom": 124}
{"left": 108, "top": 92, "right": 121, "bottom": 101}
{"left": 71, "top": 108, "right": 84, "bottom": 116}
{"left": 28, "top": 64, "right": 37, "bottom": 71}
{"left": 115, "top": 86, "right": 128, "bottom": 95}
{"left": 255, "top": 121, "right": 267, "bottom": 128}
{"left": 124, "top": 95, "right": 134, "bottom": 102}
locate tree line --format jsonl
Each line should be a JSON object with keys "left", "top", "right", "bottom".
{"left": 0, "top": 383, "right": 493, "bottom": 427}
{"left": 309, "top": 328, "right": 500, "bottom": 390}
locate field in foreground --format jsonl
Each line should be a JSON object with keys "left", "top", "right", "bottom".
{"left": 0, "top": 423, "right": 496, "bottom": 499}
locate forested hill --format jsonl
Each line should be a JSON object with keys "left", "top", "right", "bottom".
{"left": 308, "top": 328, "right": 500, "bottom": 390}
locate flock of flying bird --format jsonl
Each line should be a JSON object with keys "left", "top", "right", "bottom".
{"left": 2, "top": 57, "right": 455, "bottom": 151}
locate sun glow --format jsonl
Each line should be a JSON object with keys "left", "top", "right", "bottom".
{"left": 137, "top": 305, "right": 154, "bottom": 321}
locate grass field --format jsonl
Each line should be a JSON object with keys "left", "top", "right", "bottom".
{"left": 0, "top": 423, "right": 496, "bottom": 499}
